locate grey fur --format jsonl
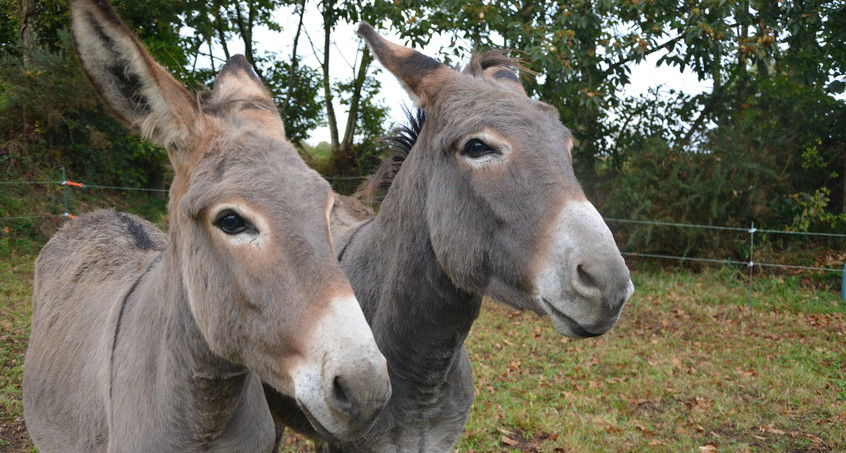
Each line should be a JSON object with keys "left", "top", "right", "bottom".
{"left": 267, "top": 24, "right": 634, "bottom": 452}
{"left": 22, "top": 3, "right": 389, "bottom": 452}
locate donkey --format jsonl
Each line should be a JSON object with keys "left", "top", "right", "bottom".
{"left": 264, "top": 23, "right": 634, "bottom": 452}
{"left": 22, "top": 2, "right": 390, "bottom": 451}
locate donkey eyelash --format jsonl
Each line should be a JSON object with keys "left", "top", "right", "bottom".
{"left": 461, "top": 138, "right": 501, "bottom": 158}
{"left": 213, "top": 209, "right": 257, "bottom": 235}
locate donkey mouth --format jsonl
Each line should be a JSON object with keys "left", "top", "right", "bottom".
{"left": 540, "top": 298, "right": 604, "bottom": 339}
{"left": 297, "top": 400, "right": 338, "bottom": 441}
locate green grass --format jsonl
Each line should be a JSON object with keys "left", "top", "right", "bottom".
{"left": 2, "top": 252, "right": 845, "bottom": 452}
{"left": 458, "top": 270, "right": 845, "bottom": 452}
{"left": 0, "top": 252, "right": 36, "bottom": 452}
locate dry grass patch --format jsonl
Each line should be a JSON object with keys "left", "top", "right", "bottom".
{"left": 460, "top": 270, "right": 846, "bottom": 452}
{"left": 2, "top": 252, "right": 844, "bottom": 452}
{"left": 0, "top": 253, "right": 36, "bottom": 452}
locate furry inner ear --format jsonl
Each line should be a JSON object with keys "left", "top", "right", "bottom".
{"left": 356, "top": 22, "right": 457, "bottom": 108}
{"left": 69, "top": 0, "right": 202, "bottom": 155}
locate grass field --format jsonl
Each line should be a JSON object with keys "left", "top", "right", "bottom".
{"left": 2, "top": 249, "right": 845, "bottom": 452}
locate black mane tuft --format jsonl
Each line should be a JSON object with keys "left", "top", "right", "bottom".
{"left": 358, "top": 106, "right": 426, "bottom": 201}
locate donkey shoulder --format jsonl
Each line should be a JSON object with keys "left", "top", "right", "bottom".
{"left": 35, "top": 209, "right": 166, "bottom": 301}
{"left": 42, "top": 208, "right": 165, "bottom": 257}
{"left": 330, "top": 193, "right": 375, "bottom": 235}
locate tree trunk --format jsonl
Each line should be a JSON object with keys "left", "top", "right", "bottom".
{"left": 20, "top": 0, "right": 37, "bottom": 67}
{"left": 573, "top": 0, "right": 599, "bottom": 195}
{"left": 232, "top": 3, "right": 264, "bottom": 80}
{"left": 340, "top": 48, "right": 372, "bottom": 151}
{"left": 213, "top": 2, "right": 231, "bottom": 61}
{"left": 281, "top": 0, "right": 307, "bottom": 114}
{"left": 321, "top": 1, "right": 340, "bottom": 150}
{"left": 326, "top": 47, "right": 373, "bottom": 175}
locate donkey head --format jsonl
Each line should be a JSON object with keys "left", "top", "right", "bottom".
{"left": 69, "top": 0, "right": 390, "bottom": 438}
{"left": 358, "top": 23, "right": 633, "bottom": 338}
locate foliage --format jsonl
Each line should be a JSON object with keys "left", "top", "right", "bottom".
{"left": 787, "top": 188, "right": 846, "bottom": 234}
{"left": 264, "top": 59, "right": 327, "bottom": 145}
{"left": 397, "top": 1, "right": 845, "bottom": 242}
{"left": 1, "top": 0, "right": 845, "bottom": 254}
{"left": 0, "top": 34, "right": 169, "bottom": 190}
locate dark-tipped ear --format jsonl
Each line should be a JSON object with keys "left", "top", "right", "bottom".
{"left": 356, "top": 22, "right": 456, "bottom": 108}
{"left": 464, "top": 51, "right": 528, "bottom": 96}
{"left": 482, "top": 66, "right": 527, "bottom": 96}
{"left": 69, "top": 0, "right": 203, "bottom": 159}
{"left": 212, "top": 55, "right": 275, "bottom": 107}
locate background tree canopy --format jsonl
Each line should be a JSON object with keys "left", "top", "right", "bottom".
{"left": 2, "top": 0, "right": 844, "bottom": 257}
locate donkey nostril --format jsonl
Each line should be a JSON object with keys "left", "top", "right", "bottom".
{"left": 577, "top": 263, "right": 599, "bottom": 290}
{"left": 332, "top": 376, "right": 352, "bottom": 410}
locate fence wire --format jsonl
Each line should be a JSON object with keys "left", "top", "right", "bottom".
{"left": 607, "top": 218, "right": 845, "bottom": 274}
{"left": 1, "top": 179, "right": 168, "bottom": 193}
{"left": 0, "top": 214, "right": 65, "bottom": 221}
{"left": 607, "top": 218, "right": 846, "bottom": 239}
{"left": 3, "top": 174, "right": 845, "bottom": 278}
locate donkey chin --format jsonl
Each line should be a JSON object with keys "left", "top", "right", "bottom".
{"left": 533, "top": 200, "right": 635, "bottom": 339}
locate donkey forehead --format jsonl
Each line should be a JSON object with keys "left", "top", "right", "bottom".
{"left": 181, "top": 134, "right": 330, "bottom": 216}
{"left": 435, "top": 83, "right": 572, "bottom": 149}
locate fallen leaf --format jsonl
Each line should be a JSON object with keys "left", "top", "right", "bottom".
{"left": 635, "top": 424, "right": 655, "bottom": 437}
{"left": 501, "top": 436, "right": 519, "bottom": 446}
{"left": 606, "top": 426, "right": 622, "bottom": 434}
{"left": 699, "top": 444, "right": 718, "bottom": 452}
{"left": 759, "top": 425, "right": 786, "bottom": 435}
{"left": 805, "top": 433, "right": 824, "bottom": 444}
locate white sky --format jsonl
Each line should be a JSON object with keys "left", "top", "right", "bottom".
{"left": 204, "top": 4, "right": 710, "bottom": 145}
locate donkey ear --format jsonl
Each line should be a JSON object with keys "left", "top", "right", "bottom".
{"left": 212, "top": 55, "right": 275, "bottom": 106}
{"left": 356, "top": 22, "right": 457, "bottom": 108}
{"left": 69, "top": 0, "right": 203, "bottom": 158}
{"left": 482, "top": 66, "right": 527, "bottom": 96}
{"left": 463, "top": 51, "right": 528, "bottom": 96}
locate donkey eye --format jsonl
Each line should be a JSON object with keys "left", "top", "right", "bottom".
{"left": 215, "top": 211, "right": 247, "bottom": 235}
{"left": 461, "top": 139, "right": 498, "bottom": 159}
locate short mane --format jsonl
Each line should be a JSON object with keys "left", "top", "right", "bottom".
{"left": 359, "top": 106, "right": 426, "bottom": 202}
{"left": 359, "top": 50, "right": 530, "bottom": 202}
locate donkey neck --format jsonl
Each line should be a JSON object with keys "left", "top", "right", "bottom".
{"left": 341, "top": 194, "right": 481, "bottom": 393}
{"left": 111, "top": 247, "right": 272, "bottom": 450}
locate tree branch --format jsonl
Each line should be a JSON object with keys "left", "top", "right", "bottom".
{"left": 603, "top": 35, "right": 684, "bottom": 78}
{"left": 281, "top": 0, "right": 307, "bottom": 114}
